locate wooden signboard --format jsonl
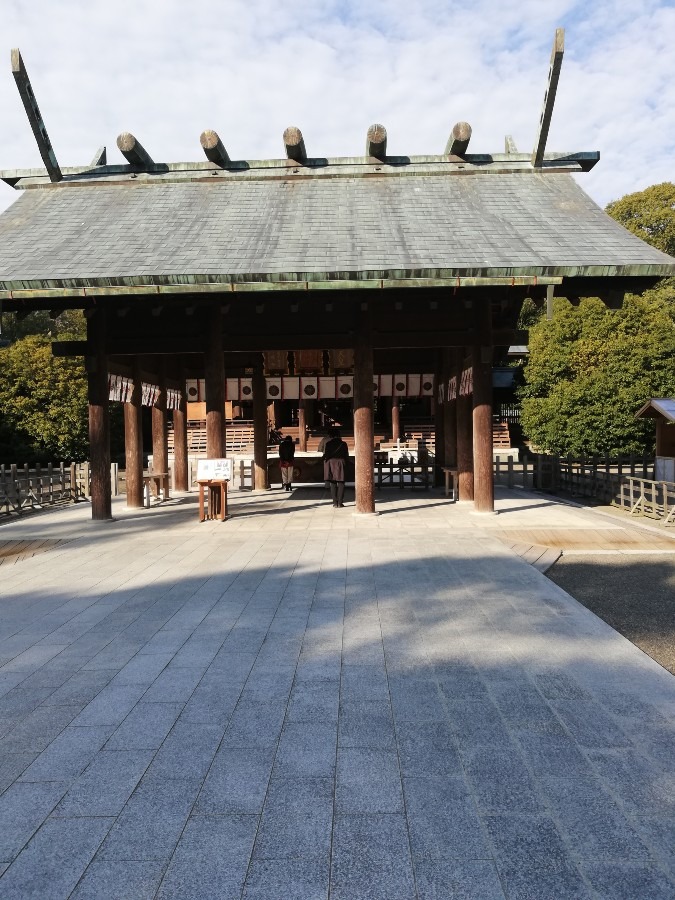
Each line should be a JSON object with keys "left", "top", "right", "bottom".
{"left": 197, "top": 458, "right": 232, "bottom": 481}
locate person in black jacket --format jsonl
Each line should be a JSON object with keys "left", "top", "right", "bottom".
{"left": 322, "top": 429, "right": 349, "bottom": 507}
{"left": 278, "top": 435, "right": 296, "bottom": 491}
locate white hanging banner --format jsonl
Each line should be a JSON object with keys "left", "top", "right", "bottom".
{"left": 300, "top": 376, "right": 318, "bottom": 399}
{"left": 407, "top": 374, "right": 421, "bottom": 397}
{"left": 266, "top": 377, "right": 282, "bottom": 400}
{"left": 336, "top": 375, "right": 353, "bottom": 398}
{"left": 393, "top": 375, "right": 407, "bottom": 397}
{"left": 186, "top": 379, "right": 199, "bottom": 402}
{"left": 226, "top": 378, "right": 239, "bottom": 401}
{"left": 141, "top": 382, "right": 160, "bottom": 407}
{"left": 319, "top": 376, "right": 336, "bottom": 399}
{"left": 167, "top": 388, "right": 181, "bottom": 410}
{"left": 378, "top": 374, "right": 393, "bottom": 396}
{"left": 239, "top": 377, "right": 253, "bottom": 401}
{"left": 421, "top": 374, "right": 434, "bottom": 396}
{"left": 282, "top": 376, "right": 299, "bottom": 400}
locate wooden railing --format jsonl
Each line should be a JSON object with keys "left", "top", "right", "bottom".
{"left": 616, "top": 477, "right": 675, "bottom": 526}
{"left": 0, "top": 463, "right": 85, "bottom": 516}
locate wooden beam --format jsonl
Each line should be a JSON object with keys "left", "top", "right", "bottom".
{"left": 445, "top": 121, "right": 472, "bottom": 157}
{"left": 11, "top": 48, "right": 62, "bottom": 183}
{"left": 532, "top": 28, "right": 565, "bottom": 168}
{"left": 200, "top": 129, "right": 230, "bottom": 168}
{"left": 90, "top": 146, "right": 106, "bottom": 166}
{"left": 283, "top": 126, "right": 306, "bottom": 163}
{"left": 366, "top": 124, "right": 387, "bottom": 159}
{"left": 116, "top": 132, "right": 154, "bottom": 169}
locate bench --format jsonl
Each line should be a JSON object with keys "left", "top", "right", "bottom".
{"left": 143, "top": 472, "right": 170, "bottom": 507}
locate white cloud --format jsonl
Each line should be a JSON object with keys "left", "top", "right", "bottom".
{"left": 0, "top": 0, "right": 673, "bottom": 213}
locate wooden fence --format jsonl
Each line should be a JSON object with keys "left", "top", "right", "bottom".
{"left": 0, "top": 462, "right": 120, "bottom": 517}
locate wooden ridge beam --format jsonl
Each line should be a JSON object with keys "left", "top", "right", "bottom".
{"left": 116, "top": 132, "right": 154, "bottom": 169}
{"left": 11, "top": 48, "right": 62, "bottom": 183}
{"left": 532, "top": 28, "right": 565, "bottom": 168}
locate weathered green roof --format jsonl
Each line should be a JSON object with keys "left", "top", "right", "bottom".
{"left": 0, "top": 157, "right": 673, "bottom": 296}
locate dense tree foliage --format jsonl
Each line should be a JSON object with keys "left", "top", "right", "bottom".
{"left": 519, "top": 183, "right": 675, "bottom": 456}
{"left": 0, "top": 334, "right": 89, "bottom": 463}
{"left": 605, "top": 182, "right": 675, "bottom": 257}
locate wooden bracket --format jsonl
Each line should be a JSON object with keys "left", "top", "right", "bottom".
{"left": 532, "top": 28, "right": 565, "bottom": 168}
{"left": 11, "top": 48, "right": 62, "bottom": 183}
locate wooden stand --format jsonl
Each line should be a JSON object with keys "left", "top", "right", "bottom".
{"left": 198, "top": 479, "right": 228, "bottom": 521}
{"left": 143, "top": 472, "right": 170, "bottom": 507}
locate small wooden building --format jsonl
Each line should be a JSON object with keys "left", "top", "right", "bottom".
{"left": 635, "top": 399, "right": 675, "bottom": 482}
{"left": 1, "top": 37, "right": 674, "bottom": 520}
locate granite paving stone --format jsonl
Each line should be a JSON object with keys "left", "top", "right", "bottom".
{"left": 52, "top": 748, "right": 153, "bottom": 817}
{"left": 157, "top": 814, "right": 258, "bottom": 900}
{"left": 1, "top": 488, "right": 675, "bottom": 897}
{"left": 0, "top": 816, "right": 114, "bottom": 899}
{"left": 0, "top": 780, "right": 70, "bottom": 861}
{"left": 97, "top": 776, "right": 201, "bottom": 861}
{"left": 69, "top": 858, "right": 167, "bottom": 900}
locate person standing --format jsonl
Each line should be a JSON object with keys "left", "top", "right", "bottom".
{"left": 279, "top": 435, "right": 296, "bottom": 491}
{"left": 322, "top": 429, "right": 349, "bottom": 508}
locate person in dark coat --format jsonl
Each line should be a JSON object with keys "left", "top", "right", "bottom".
{"left": 322, "top": 429, "right": 349, "bottom": 507}
{"left": 278, "top": 435, "right": 296, "bottom": 491}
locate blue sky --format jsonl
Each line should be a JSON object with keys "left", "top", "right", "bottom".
{"left": 0, "top": 0, "right": 673, "bottom": 214}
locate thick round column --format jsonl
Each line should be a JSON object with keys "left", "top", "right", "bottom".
{"left": 391, "top": 396, "right": 401, "bottom": 442}
{"left": 151, "top": 359, "right": 168, "bottom": 476}
{"left": 434, "top": 350, "right": 446, "bottom": 485}
{"left": 354, "top": 317, "right": 375, "bottom": 513}
{"left": 472, "top": 302, "right": 494, "bottom": 513}
{"left": 124, "top": 358, "right": 143, "bottom": 508}
{"left": 86, "top": 310, "right": 112, "bottom": 520}
{"left": 298, "top": 400, "right": 308, "bottom": 452}
{"left": 443, "top": 347, "right": 457, "bottom": 469}
{"left": 173, "top": 376, "right": 189, "bottom": 491}
{"left": 204, "top": 306, "right": 225, "bottom": 458}
{"left": 456, "top": 349, "right": 474, "bottom": 501}
{"left": 253, "top": 362, "right": 269, "bottom": 490}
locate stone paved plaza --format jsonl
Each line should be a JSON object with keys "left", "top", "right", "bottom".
{"left": 0, "top": 485, "right": 674, "bottom": 899}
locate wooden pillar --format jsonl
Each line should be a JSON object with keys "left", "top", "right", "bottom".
{"left": 456, "top": 348, "right": 474, "bottom": 501}
{"left": 204, "top": 306, "right": 225, "bottom": 458}
{"left": 253, "top": 361, "right": 269, "bottom": 490}
{"left": 151, "top": 358, "right": 168, "bottom": 476}
{"left": 472, "top": 302, "right": 494, "bottom": 513}
{"left": 173, "top": 371, "right": 189, "bottom": 491}
{"left": 86, "top": 309, "right": 112, "bottom": 520}
{"left": 434, "top": 351, "right": 446, "bottom": 485}
{"left": 354, "top": 312, "right": 375, "bottom": 513}
{"left": 124, "top": 357, "right": 143, "bottom": 508}
{"left": 443, "top": 347, "right": 457, "bottom": 469}
{"left": 391, "top": 396, "right": 401, "bottom": 442}
{"left": 298, "top": 400, "right": 308, "bottom": 452}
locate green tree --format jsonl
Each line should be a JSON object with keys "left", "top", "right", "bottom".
{"left": 520, "top": 294, "right": 675, "bottom": 455}
{"left": 519, "top": 182, "right": 675, "bottom": 456}
{"left": 605, "top": 182, "right": 675, "bottom": 257}
{"left": 0, "top": 334, "right": 89, "bottom": 463}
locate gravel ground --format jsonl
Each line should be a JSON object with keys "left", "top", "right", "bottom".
{"left": 547, "top": 553, "right": 675, "bottom": 675}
